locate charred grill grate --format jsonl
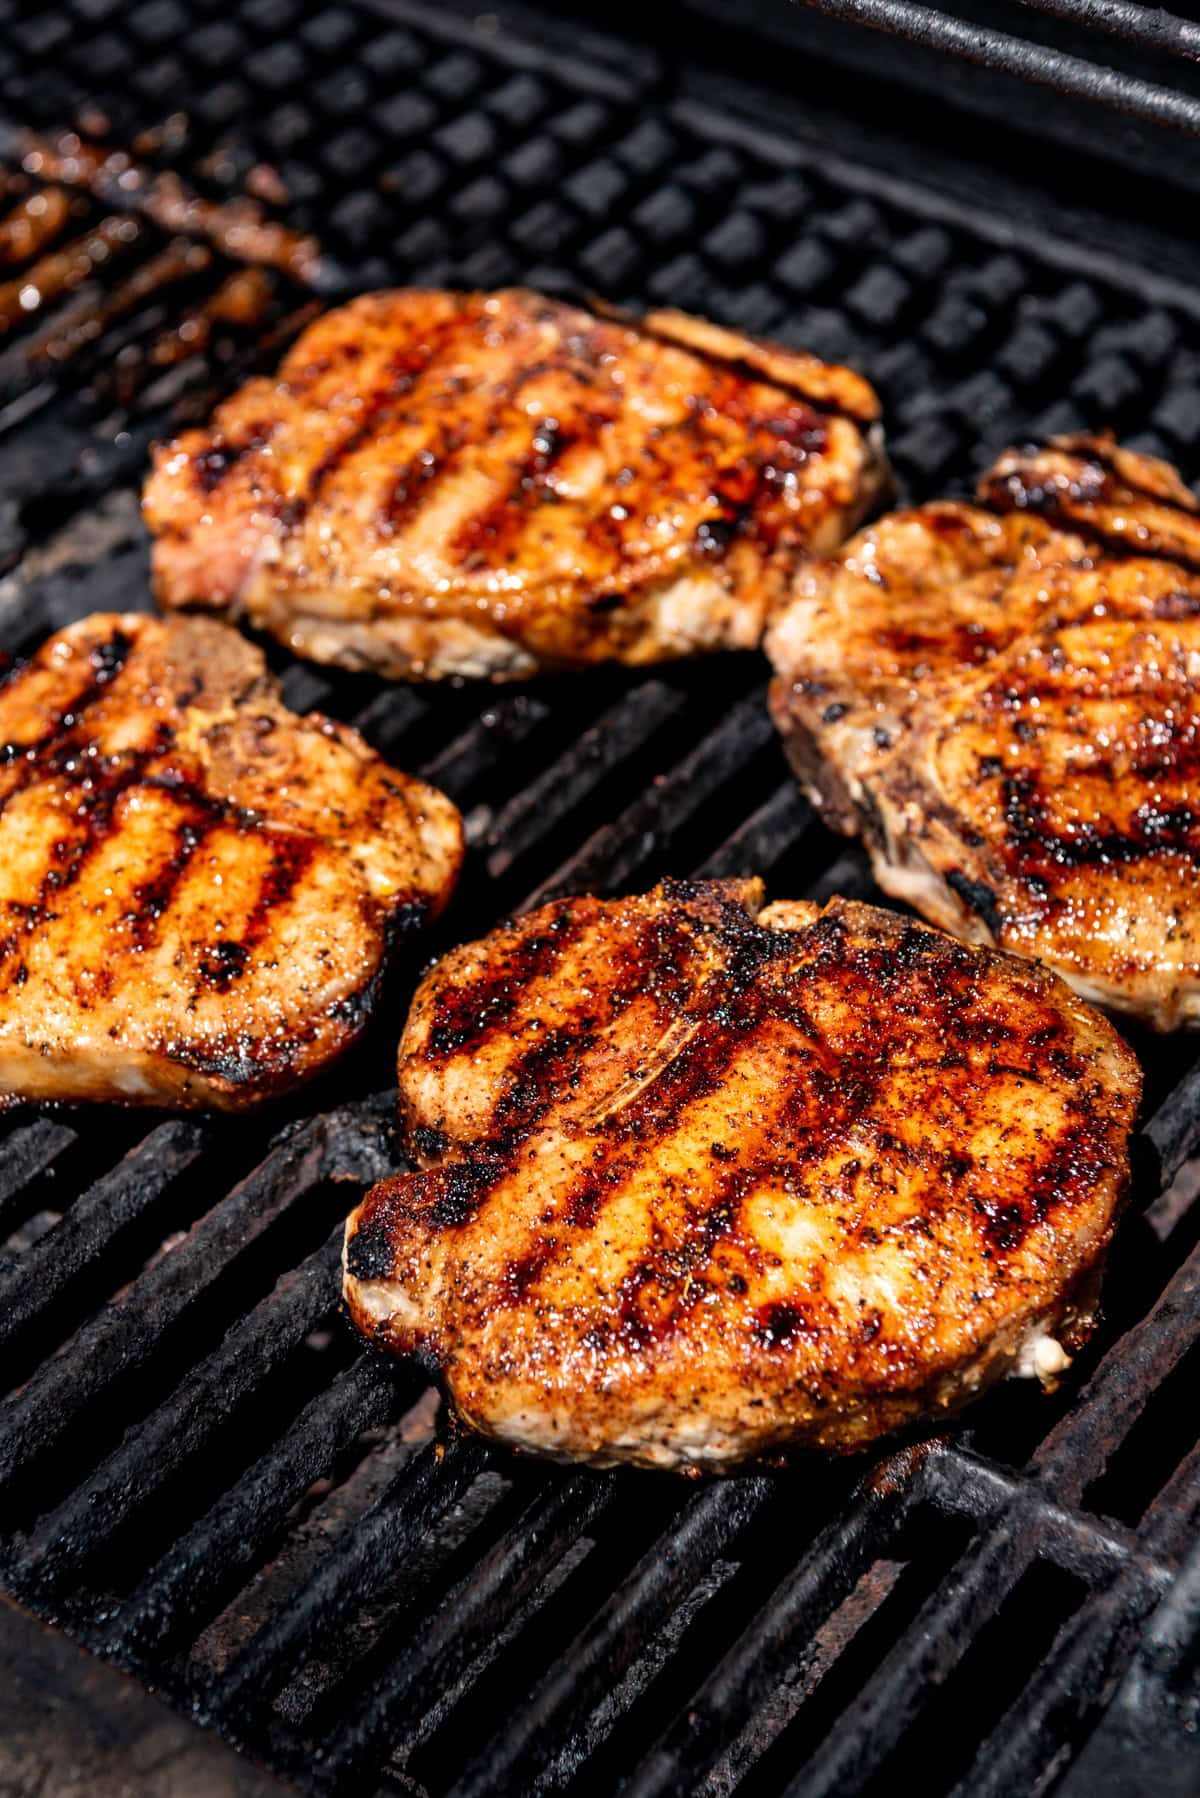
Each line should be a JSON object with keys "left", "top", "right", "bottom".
{"left": 2, "top": 1, "right": 1200, "bottom": 1793}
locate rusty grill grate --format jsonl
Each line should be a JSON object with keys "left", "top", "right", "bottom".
{"left": 2, "top": 1, "right": 1200, "bottom": 1793}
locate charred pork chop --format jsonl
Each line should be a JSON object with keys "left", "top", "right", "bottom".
{"left": 768, "top": 435, "right": 1200, "bottom": 1031}
{"left": 0, "top": 612, "right": 462, "bottom": 1109}
{"left": 343, "top": 879, "right": 1138, "bottom": 1470}
{"left": 144, "top": 288, "right": 887, "bottom": 681}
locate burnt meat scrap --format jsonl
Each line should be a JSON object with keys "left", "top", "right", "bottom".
{"left": 0, "top": 612, "right": 462, "bottom": 1109}
{"left": 344, "top": 878, "right": 1138, "bottom": 1471}
{"left": 144, "top": 287, "right": 888, "bottom": 681}
{"left": 768, "top": 434, "right": 1200, "bottom": 1031}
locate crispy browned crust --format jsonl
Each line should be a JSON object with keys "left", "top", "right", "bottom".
{"left": 766, "top": 433, "right": 1200, "bottom": 1030}
{"left": 0, "top": 612, "right": 462, "bottom": 1109}
{"left": 343, "top": 880, "right": 1139, "bottom": 1470}
{"left": 144, "top": 288, "right": 887, "bottom": 681}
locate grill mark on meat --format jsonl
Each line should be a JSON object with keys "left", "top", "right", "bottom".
{"left": 296, "top": 316, "right": 466, "bottom": 529}
{"left": 0, "top": 626, "right": 134, "bottom": 768}
{"left": 982, "top": 444, "right": 1200, "bottom": 577}
{"left": 609, "top": 309, "right": 871, "bottom": 431}
{"left": 365, "top": 351, "right": 587, "bottom": 561}
{"left": 472, "top": 930, "right": 952, "bottom": 1309}
{"left": 424, "top": 901, "right": 591, "bottom": 1058}
{"left": 124, "top": 806, "right": 215, "bottom": 950}
{"left": 1062, "top": 441, "right": 1200, "bottom": 519}
{"left": 379, "top": 424, "right": 463, "bottom": 535}
{"left": 1001, "top": 768, "right": 1200, "bottom": 876}
{"left": 453, "top": 416, "right": 578, "bottom": 568}
{"left": 240, "top": 830, "right": 319, "bottom": 950}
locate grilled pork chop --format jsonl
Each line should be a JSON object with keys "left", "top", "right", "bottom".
{"left": 343, "top": 879, "right": 1138, "bottom": 1470}
{"left": 0, "top": 612, "right": 462, "bottom": 1109}
{"left": 144, "top": 288, "right": 887, "bottom": 681}
{"left": 768, "top": 435, "right": 1200, "bottom": 1031}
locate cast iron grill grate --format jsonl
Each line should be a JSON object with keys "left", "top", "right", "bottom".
{"left": 1, "top": 1, "right": 1200, "bottom": 1793}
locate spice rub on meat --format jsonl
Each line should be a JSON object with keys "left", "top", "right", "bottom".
{"left": 768, "top": 434, "right": 1200, "bottom": 1031}
{"left": 344, "top": 878, "right": 1138, "bottom": 1470}
{"left": 144, "top": 288, "right": 887, "bottom": 681}
{"left": 0, "top": 612, "right": 462, "bottom": 1109}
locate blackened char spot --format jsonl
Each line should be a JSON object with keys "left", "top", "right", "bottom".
{"left": 411, "top": 1124, "right": 449, "bottom": 1161}
{"left": 422, "top": 1159, "right": 502, "bottom": 1230}
{"left": 346, "top": 1212, "right": 399, "bottom": 1282}
{"left": 753, "top": 1301, "right": 816, "bottom": 1349}
{"left": 126, "top": 814, "right": 213, "bottom": 950}
{"left": 197, "top": 939, "right": 250, "bottom": 990}
{"left": 694, "top": 515, "right": 740, "bottom": 556}
{"left": 194, "top": 444, "right": 244, "bottom": 493}
{"left": 946, "top": 870, "right": 1005, "bottom": 938}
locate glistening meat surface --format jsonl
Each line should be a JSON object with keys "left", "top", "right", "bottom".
{"left": 144, "top": 288, "right": 887, "bottom": 680}
{"left": 768, "top": 434, "right": 1200, "bottom": 1030}
{"left": 0, "top": 612, "right": 462, "bottom": 1108}
{"left": 344, "top": 879, "right": 1138, "bottom": 1470}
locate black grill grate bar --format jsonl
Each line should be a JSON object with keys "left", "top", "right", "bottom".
{"left": 695, "top": 782, "right": 815, "bottom": 882}
{"left": 621, "top": 1472, "right": 910, "bottom": 1798}
{"left": 446, "top": 1476, "right": 776, "bottom": 1798}
{"left": 1015, "top": 0, "right": 1200, "bottom": 63}
{"left": 521, "top": 689, "right": 776, "bottom": 909}
{"left": 111, "top": 1354, "right": 399, "bottom": 1661}
{"left": 16, "top": 1227, "right": 351, "bottom": 1595}
{"left": 0, "top": 1099, "right": 393, "bottom": 1500}
{"left": 215, "top": 1433, "right": 492, "bottom": 1719}
{"left": 348, "top": 685, "right": 435, "bottom": 760}
{"left": 953, "top": 1567, "right": 1162, "bottom": 1798}
{"left": 420, "top": 692, "right": 555, "bottom": 799}
{"left": 1032, "top": 1232, "right": 1200, "bottom": 1497}
{"left": 314, "top": 1470, "right": 619, "bottom": 1789}
{"left": 1064, "top": 1534, "right": 1200, "bottom": 1782}
{"left": 0, "top": 1118, "right": 79, "bottom": 1235}
{"left": 0, "top": 1118, "right": 210, "bottom": 1360}
{"left": 777, "top": 1514, "right": 1040, "bottom": 1798}
{"left": 804, "top": 845, "right": 882, "bottom": 906}
{"left": 1141, "top": 1053, "right": 1200, "bottom": 1186}
{"left": 791, "top": 0, "right": 1200, "bottom": 137}
{"left": 1141, "top": 1421, "right": 1200, "bottom": 1558}
{"left": 482, "top": 681, "right": 688, "bottom": 881}
{"left": 922, "top": 1446, "right": 1174, "bottom": 1587}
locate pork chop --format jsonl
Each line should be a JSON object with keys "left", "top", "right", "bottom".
{"left": 343, "top": 878, "right": 1138, "bottom": 1470}
{"left": 767, "top": 434, "right": 1200, "bottom": 1030}
{"left": 0, "top": 612, "right": 462, "bottom": 1108}
{"left": 143, "top": 288, "right": 887, "bottom": 681}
